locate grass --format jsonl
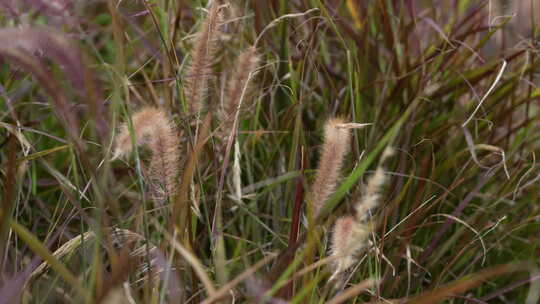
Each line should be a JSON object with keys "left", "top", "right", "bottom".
{"left": 1, "top": 0, "right": 539, "bottom": 303}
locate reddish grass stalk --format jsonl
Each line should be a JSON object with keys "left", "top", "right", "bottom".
{"left": 283, "top": 147, "right": 306, "bottom": 299}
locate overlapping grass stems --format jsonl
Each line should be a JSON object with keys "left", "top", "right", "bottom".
{"left": 0, "top": 0, "right": 539, "bottom": 303}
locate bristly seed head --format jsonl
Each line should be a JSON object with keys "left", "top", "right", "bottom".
{"left": 114, "top": 107, "right": 180, "bottom": 201}
{"left": 220, "top": 46, "right": 260, "bottom": 138}
{"left": 329, "top": 215, "right": 370, "bottom": 282}
{"left": 184, "top": 1, "right": 223, "bottom": 114}
{"left": 310, "top": 118, "right": 370, "bottom": 218}
{"left": 329, "top": 146, "right": 395, "bottom": 282}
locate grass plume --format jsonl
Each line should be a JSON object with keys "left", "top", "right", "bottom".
{"left": 329, "top": 147, "right": 394, "bottom": 282}
{"left": 329, "top": 215, "right": 370, "bottom": 280}
{"left": 310, "top": 118, "right": 352, "bottom": 217}
{"left": 115, "top": 107, "right": 180, "bottom": 200}
{"left": 220, "top": 46, "right": 260, "bottom": 136}
{"left": 183, "top": 0, "right": 222, "bottom": 114}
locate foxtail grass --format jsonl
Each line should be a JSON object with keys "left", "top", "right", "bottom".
{"left": 115, "top": 107, "right": 180, "bottom": 201}
{"left": 184, "top": 1, "right": 222, "bottom": 114}
{"left": 309, "top": 118, "right": 351, "bottom": 217}
{"left": 309, "top": 119, "right": 370, "bottom": 217}
{"left": 220, "top": 46, "right": 260, "bottom": 137}
{"left": 329, "top": 147, "right": 394, "bottom": 282}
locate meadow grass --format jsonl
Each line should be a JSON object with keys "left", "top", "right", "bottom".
{"left": 0, "top": 0, "right": 539, "bottom": 303}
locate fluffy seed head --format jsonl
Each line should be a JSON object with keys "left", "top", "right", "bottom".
{"left": 329, "top": 215, "right": 370, "bottom": 281}
{"left": 310, "top": 117, "right": 351, "bottom": 217}
{"left": 355, "top": 146, "right": 394, "bottom": 221}
{"left": 114, "top": 108, "right": 167, "bottom": 157}
{"left": 220, "top": 46, "right": 260, "bottom": 136}
{"left": 114, "top": 107, "right": 180, "bottom": 200}
{"left": 184, "top": 1, "right": 222, "bottom": 114}
{"left": 329, "top": 147, "right": 395, "bottom": 281}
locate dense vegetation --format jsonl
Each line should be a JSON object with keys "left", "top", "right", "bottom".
{"left": 1, "top": 0, "right": 539, "bottom": 303}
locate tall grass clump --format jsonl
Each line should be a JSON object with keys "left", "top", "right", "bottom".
{"left": 1, "top": 0, "right": 539, "bottom": 303}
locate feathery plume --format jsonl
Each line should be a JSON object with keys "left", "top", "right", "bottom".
{"left": 114, "top": 107, "right": 180, "bottom": 200}
{"left": 329, "top": 147, "right": 394, "bottom": 282}
{"left": 355, "top": 147, "right": 394, "bottom": 221}
{"left": 310, "top": 118, "right": 351, "bottom": 217}
{"left": 220, "top": 46, "right": 260, "bottom": 135}
{"left": 184, "top": 1, "right": 222, "bottom": 114}
{"left": 329, "top": 216, "right": 370, "bottom": 279}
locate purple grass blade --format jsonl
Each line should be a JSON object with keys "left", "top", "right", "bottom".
{"left": 0, "top": 227, "right": 63, "bottom": 304}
